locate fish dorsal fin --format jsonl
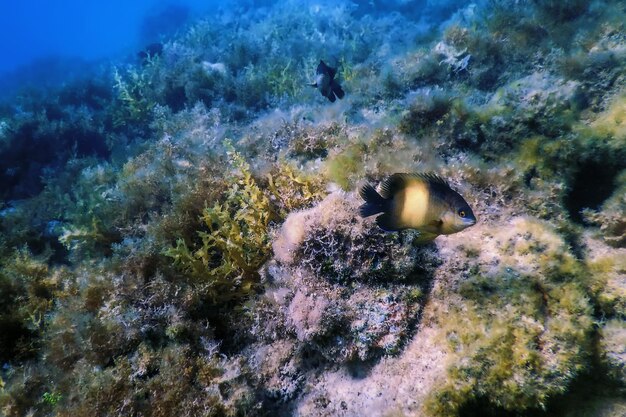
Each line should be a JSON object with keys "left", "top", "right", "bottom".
{"left": 415, "top": 173, "right": 450, "bottom": 188}
{"left": 379, "top": 174, "right": 411, "bottom": 199}
{"left": 379, "top": 173, "right": 450, "bottom": 198}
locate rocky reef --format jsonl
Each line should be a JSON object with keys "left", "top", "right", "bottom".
{"left": 1, "top": 1, "right": 625, "bottom": 416}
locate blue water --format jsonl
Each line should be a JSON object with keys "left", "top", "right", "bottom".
{"left": 0, "top": 0, "right": 439, "bottom": 99}
{"left": 0, "top": 0, "right": 228, "bottom": 89}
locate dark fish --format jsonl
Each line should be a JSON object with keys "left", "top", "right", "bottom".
{"left": 359, "top": 173, "right": 476, "bottom": 241}
{"left": 311, "top": 60, "right": 345, "bottom": 103}
{"left": 138, "top": 42, "right": 164, "bottom": 63}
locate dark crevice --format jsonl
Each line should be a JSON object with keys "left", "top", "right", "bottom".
{"left": 564, "top": 158, "right": 621, "bottom": 224}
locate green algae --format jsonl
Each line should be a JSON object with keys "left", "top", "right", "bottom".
{"left": 113, "top": 66, "right": 157, "bottom": 128}
{"left": 0, "top": 248, "right": 60, "bottom": 363}
{"left": 324, "top": 142, "right": 367, "bottom": 190}
{"left": 165, "top": 142, "right": 273, "bottom": 302}
{"left": 427, "top": 218, "right": 595, "bottom": 416}
{"left": 166, "top": 142, "right": 326, "bottom": 304}
{"left": 0, "top": 1, "right": 626, "bottom": 416}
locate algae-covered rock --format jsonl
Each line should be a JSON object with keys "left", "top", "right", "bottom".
{"left": 426, "top": 217, "right": 595, "bottom": 415}
{"left": 585, "top": 233, "right": 626, "bottom": 319}
{"left": 254, "top": 192, "right": 434, "bottom": 369}
{"left": 600, "top": 319, "right": 626, "bottom": 386}
{"left": 584, "top": 171, "right": 626, "bottom": 248}
{"left": 273, "top": 192, "right": 439, "bottom": 280}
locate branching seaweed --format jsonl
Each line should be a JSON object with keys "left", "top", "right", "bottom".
{"left": 267, "top": 161, "right": 326, "bottom": 218}
{"left": 166, "top": 141, "right": 273, "bottom": 303}
{"left": 112, "top": 67, "right": 156, "bottom": 128}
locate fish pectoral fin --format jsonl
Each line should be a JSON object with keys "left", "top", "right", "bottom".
{"left": 376, "top": 214, "right": 400, "bottom": 232}
{"left": 326, "top": 91, "right": 337, "bottom": 102}
{"left": 428, "top": 219, "right": 443, "bottom": 233}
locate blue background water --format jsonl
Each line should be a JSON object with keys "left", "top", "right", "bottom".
{"left": 0, "top": 0, "right": 436, "bottom": 99}
{"left": 0, "top": 0, "right": 229, "bottom": 88}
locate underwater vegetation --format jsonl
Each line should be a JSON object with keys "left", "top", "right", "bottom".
{"left": 1, "top": 0, "right": 626, "bottom": 416}
{"left": 427, "top": 218, "right": 596, "bottom": 414}
{"left": 165, "top": 140, "right": 325, "bottom": 305}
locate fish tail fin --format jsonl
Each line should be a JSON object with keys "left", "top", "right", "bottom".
{"left": 359, "top": 183, "right": 387, "bottom": 217}
{"left": 331, "top": 81, "right": 345, "bottom": 100}
{"left": 326, "top": 91, "right": 337, "bottom": 102}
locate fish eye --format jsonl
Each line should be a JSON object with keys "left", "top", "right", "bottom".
{"left": 458, "top": 209, "right": 466, "bottom": 218}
